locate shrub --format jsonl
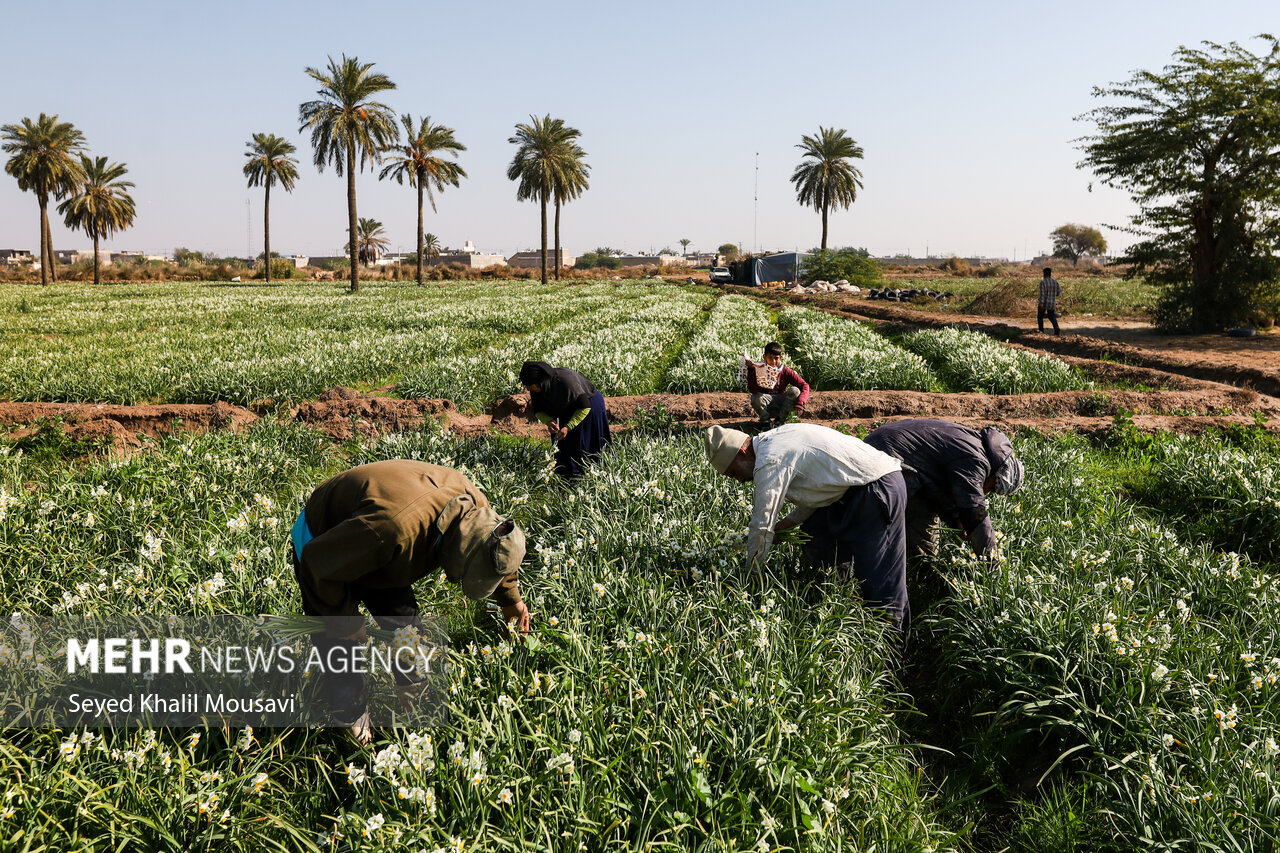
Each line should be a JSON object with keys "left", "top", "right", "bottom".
{"left": 939, "top": 257, "right": 972, "bottom": 275}
{"left": 800, "top": 248, "right": 883, "bottom": 286}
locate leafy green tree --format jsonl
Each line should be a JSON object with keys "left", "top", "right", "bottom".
{"left": 717, "top": 243, "right": 739, "bottom": 262}
{"left": 800, "top": 247, "right": 882, "bottom": 286}
{"left": 1, "top": 113, "right": 86, "bottom": 284}
{"left": 379, "top": 115, "right": 466, "bottom": 286}
{"left": 1050, "top": 224, "right": 1108, "bottom": 265}
{"left": 1080, "top": 36, "right": 1280, "bottom": 332}
{"left": 298, "top": 54, "right": 399, "bottom": 292}
{"left": 243, "top": 133, "right": 300, "bottom": 283}
{"left": 57, "top": 155, "right": 136, "bottom": 285}
{"left": 679, "top": 238, "right": 691, "bottom": 257}
{"left": 507, "top": 115, "right": 585, "bottom": 284}
{"left": 790, "top": 127, "right": 864, "bottom": 251}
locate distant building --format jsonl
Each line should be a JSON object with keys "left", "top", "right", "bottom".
{"left": 507, "top": 250, "right": 573, "bottom": 269}
{"left": 878, "top": 256, "right": 1011, "bottom": 266}
{"left": 0, "top": 249, "right": 33, "bottom": 266}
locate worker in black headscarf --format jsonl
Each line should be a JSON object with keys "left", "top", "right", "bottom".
{"left": 518, "top": 361, "right": 612, "bottom": 479}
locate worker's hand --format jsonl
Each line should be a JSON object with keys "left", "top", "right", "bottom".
{"left": 555, "top": 426, "right": 570, "bottom": 441}
{"left": 546, "top": 422, "right": 560, "bottom": 439}
{"left": 774, "top": 517, "right": 797, "bottom": 534}
{"left": 502, "top": 601, "right": 531, "bottom": 640}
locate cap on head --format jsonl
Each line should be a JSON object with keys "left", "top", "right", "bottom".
{"left": 437, "top": 498, "right": 525, "bottom": 600}
{"left": 704, "top": 425, "right": 750, "bottom": 474}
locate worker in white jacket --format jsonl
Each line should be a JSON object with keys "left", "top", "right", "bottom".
{"left": 704, "top": 422, "right": 910, "bottom": 641}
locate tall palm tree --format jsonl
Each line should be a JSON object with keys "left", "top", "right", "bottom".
{"left": 57, "top": 155, "right": 136, "bottom": 285}
{"left": 2, "top": 114, "right": 86, "bottom": 284}
{"left": 507, "top": 115, "right": 584, "bottom": 284}
{"left": 379, "top": 114, "right": 466, "bottom": 286}
{"left": 679, "top": 238, "right": 691, "bottom": 257}
{"left": 790, "top": 126, "right": 864, "bottom": 251}
{"left": 351, "top": 217, "right": 389, "bottom": 265}
{"left": 298, "top": 54, "right": 398, "bottom": 292}
{"left": 243, "top": 133, "right": 300, "bottom": 283}
{"left": 552, "top": 134, "right": 589, "bottom": 281}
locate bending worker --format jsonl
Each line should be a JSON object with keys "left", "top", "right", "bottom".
{"left": 519, "top": 360, "right": 612, "bottom": 479}
{"left": 291, "top": 459, "right": 528, "bottom": 743}
{"left": 864, "top": 418, "right": 1024, "bottom": 560}
{"left": 704, "top": 422, "right": 910, "bottom": 641}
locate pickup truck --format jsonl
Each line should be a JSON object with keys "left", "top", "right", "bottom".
{"left": 708, "top": 267, "right": 732, "bottom": 283}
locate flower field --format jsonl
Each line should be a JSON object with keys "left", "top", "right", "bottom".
{"left": 2, "top": 280, "right": 1274, "bottom": 850}
{"left": 0, "top": 281, "right": 1093, "bottom": 408}
{"left": 901, "top": 326, "right": 1091, "bottom": 395}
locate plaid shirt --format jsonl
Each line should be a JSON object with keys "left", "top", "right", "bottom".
{"left": 1039, "top": 276, "right": 1061, "bottom": 311}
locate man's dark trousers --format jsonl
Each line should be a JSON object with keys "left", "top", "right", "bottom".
{"left": 1038, "top": 306, "right": 1060, "bottom": 334}
{"left": 799, "top": 470, "right": 910, "bottom": 642}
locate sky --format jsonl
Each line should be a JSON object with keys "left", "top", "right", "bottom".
{"left": 1, "top": 0, "right": 1276, "bottom": 262}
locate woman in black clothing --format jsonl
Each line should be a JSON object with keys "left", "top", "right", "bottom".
{"left": 518, "top": 361, "right": 612, "bottom": 479}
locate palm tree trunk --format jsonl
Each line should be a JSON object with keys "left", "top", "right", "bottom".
{"left": 264, "top": 182, "right": 272, "bottom": 283}
{"left": 93, "top": 234, "right": 100, "bottom": 285}
{"left": 46, "top": 220, "right": 56, "bottom": 282}
{"left": 347, "top": 139, "right": 360, "bottom": 293}
{"left": 416, "top": 179, "right": 425, "bottom": 286}
{"left": 539, "top": 193, "right": 548, "bottom": 285}
{"left": 554, "top": 198, "right": 562, "bottom": 281}
{"left": 38, "top": 197, "right": 49, "bottom": 285}
{"left": 820, "top": 203, "right": 829, "bottom": 252}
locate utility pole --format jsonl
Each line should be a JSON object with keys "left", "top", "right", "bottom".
{"left": 753, "top": 152, "right": 759, "bottom": 255}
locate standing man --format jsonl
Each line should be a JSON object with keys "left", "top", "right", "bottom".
{"left": 865, "top": 419, "right": 1025, "bottom": 561}
{"left": 741, "top": 342, "right": 810, "bottom": 431}
{"left": 704, "top": 423, "right": 910, "bottom": 642}
{"left": 291, "top": 459, "right": 528, "bottom": 743}
{"left": 1038, "top": 267, "right": 1062, "bottom": 335}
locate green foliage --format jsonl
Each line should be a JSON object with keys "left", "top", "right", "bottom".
{"left": 1, "top": 113, "right": 87, "bottom": 284}
{"left": 506, "top": 115, "right": 589, "bottom": 283}
{"left": 256, "top": 259, "right": 298, "bottom": 280}
{"left": 717, "top": 243, "right": 739, "bottom": 261}
{"left": 1050, "top": 224, "right": 1108, "bottom": 265}
{"left": 1080, "top": 36, "right": 1280, "bottom": 332}
{"left": 800, "top": 247, "right": 883, "bottom": 286}
{"left": 902, "top": 326, "right": 1091, "bottom": 394}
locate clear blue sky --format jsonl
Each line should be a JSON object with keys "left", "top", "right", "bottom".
{"left": 1, "top": 0, "right": 1275, "bottom": 261}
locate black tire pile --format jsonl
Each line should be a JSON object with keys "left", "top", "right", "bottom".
{"left": 867, "top": 287, "right": 953, "bottom": 303}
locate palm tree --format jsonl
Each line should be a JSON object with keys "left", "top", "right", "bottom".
{"left": 2, "top": 114, "right": 87, "bottom": 284}
{"left": 679, "top": 238, "right": 691, "bottom": 257}
{"left": 423, "top": 232, "right": 442, "bottom": 259}
{"left": 552, "top": 134, "right": 589, "bottom": 281}
{"left": 790, "top": 126, "right": 864, "bottom": 251}
{"left": 351, "top": 217, "right": 390, "bottom": 265}
{"left": 57, "top": 155, "right": 136, "bottom": 285}
{"left": 298, "top": 54, "right": 398, "bottom": 292}
{"left": 507, "top": 115, "right": 585, "bottom": 284}
{"left": 379, "top": 115, "right": 466, "bottom": 285}
{"left": 243, "top": 133, "right": 300, "bottom": 283}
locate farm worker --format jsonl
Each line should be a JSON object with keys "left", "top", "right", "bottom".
{"left": 291, "top": 459, "right": 527, "bottom": 743}
{"left": 864, "top": 419, "right": 1024, "bottom": 560}
{"left": 739, "top": 341, "right": 810, "bottom": 431}
{"left": 519, "top": 361, "right": 612, "bottom": 480}
{"left": 1038, "top": 267, "right": 1062, "bottom": 335}
{"left": 703, "top": 423, "right": 911, "bottom": 641}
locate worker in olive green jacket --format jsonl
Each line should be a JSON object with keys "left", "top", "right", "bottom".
{"left": 291, "top": 459, "right": 527, "bottom": 743}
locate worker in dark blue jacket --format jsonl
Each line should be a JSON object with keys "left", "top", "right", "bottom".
{"left": 864, "top": 419, "right": 1024, "bottom": 559}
